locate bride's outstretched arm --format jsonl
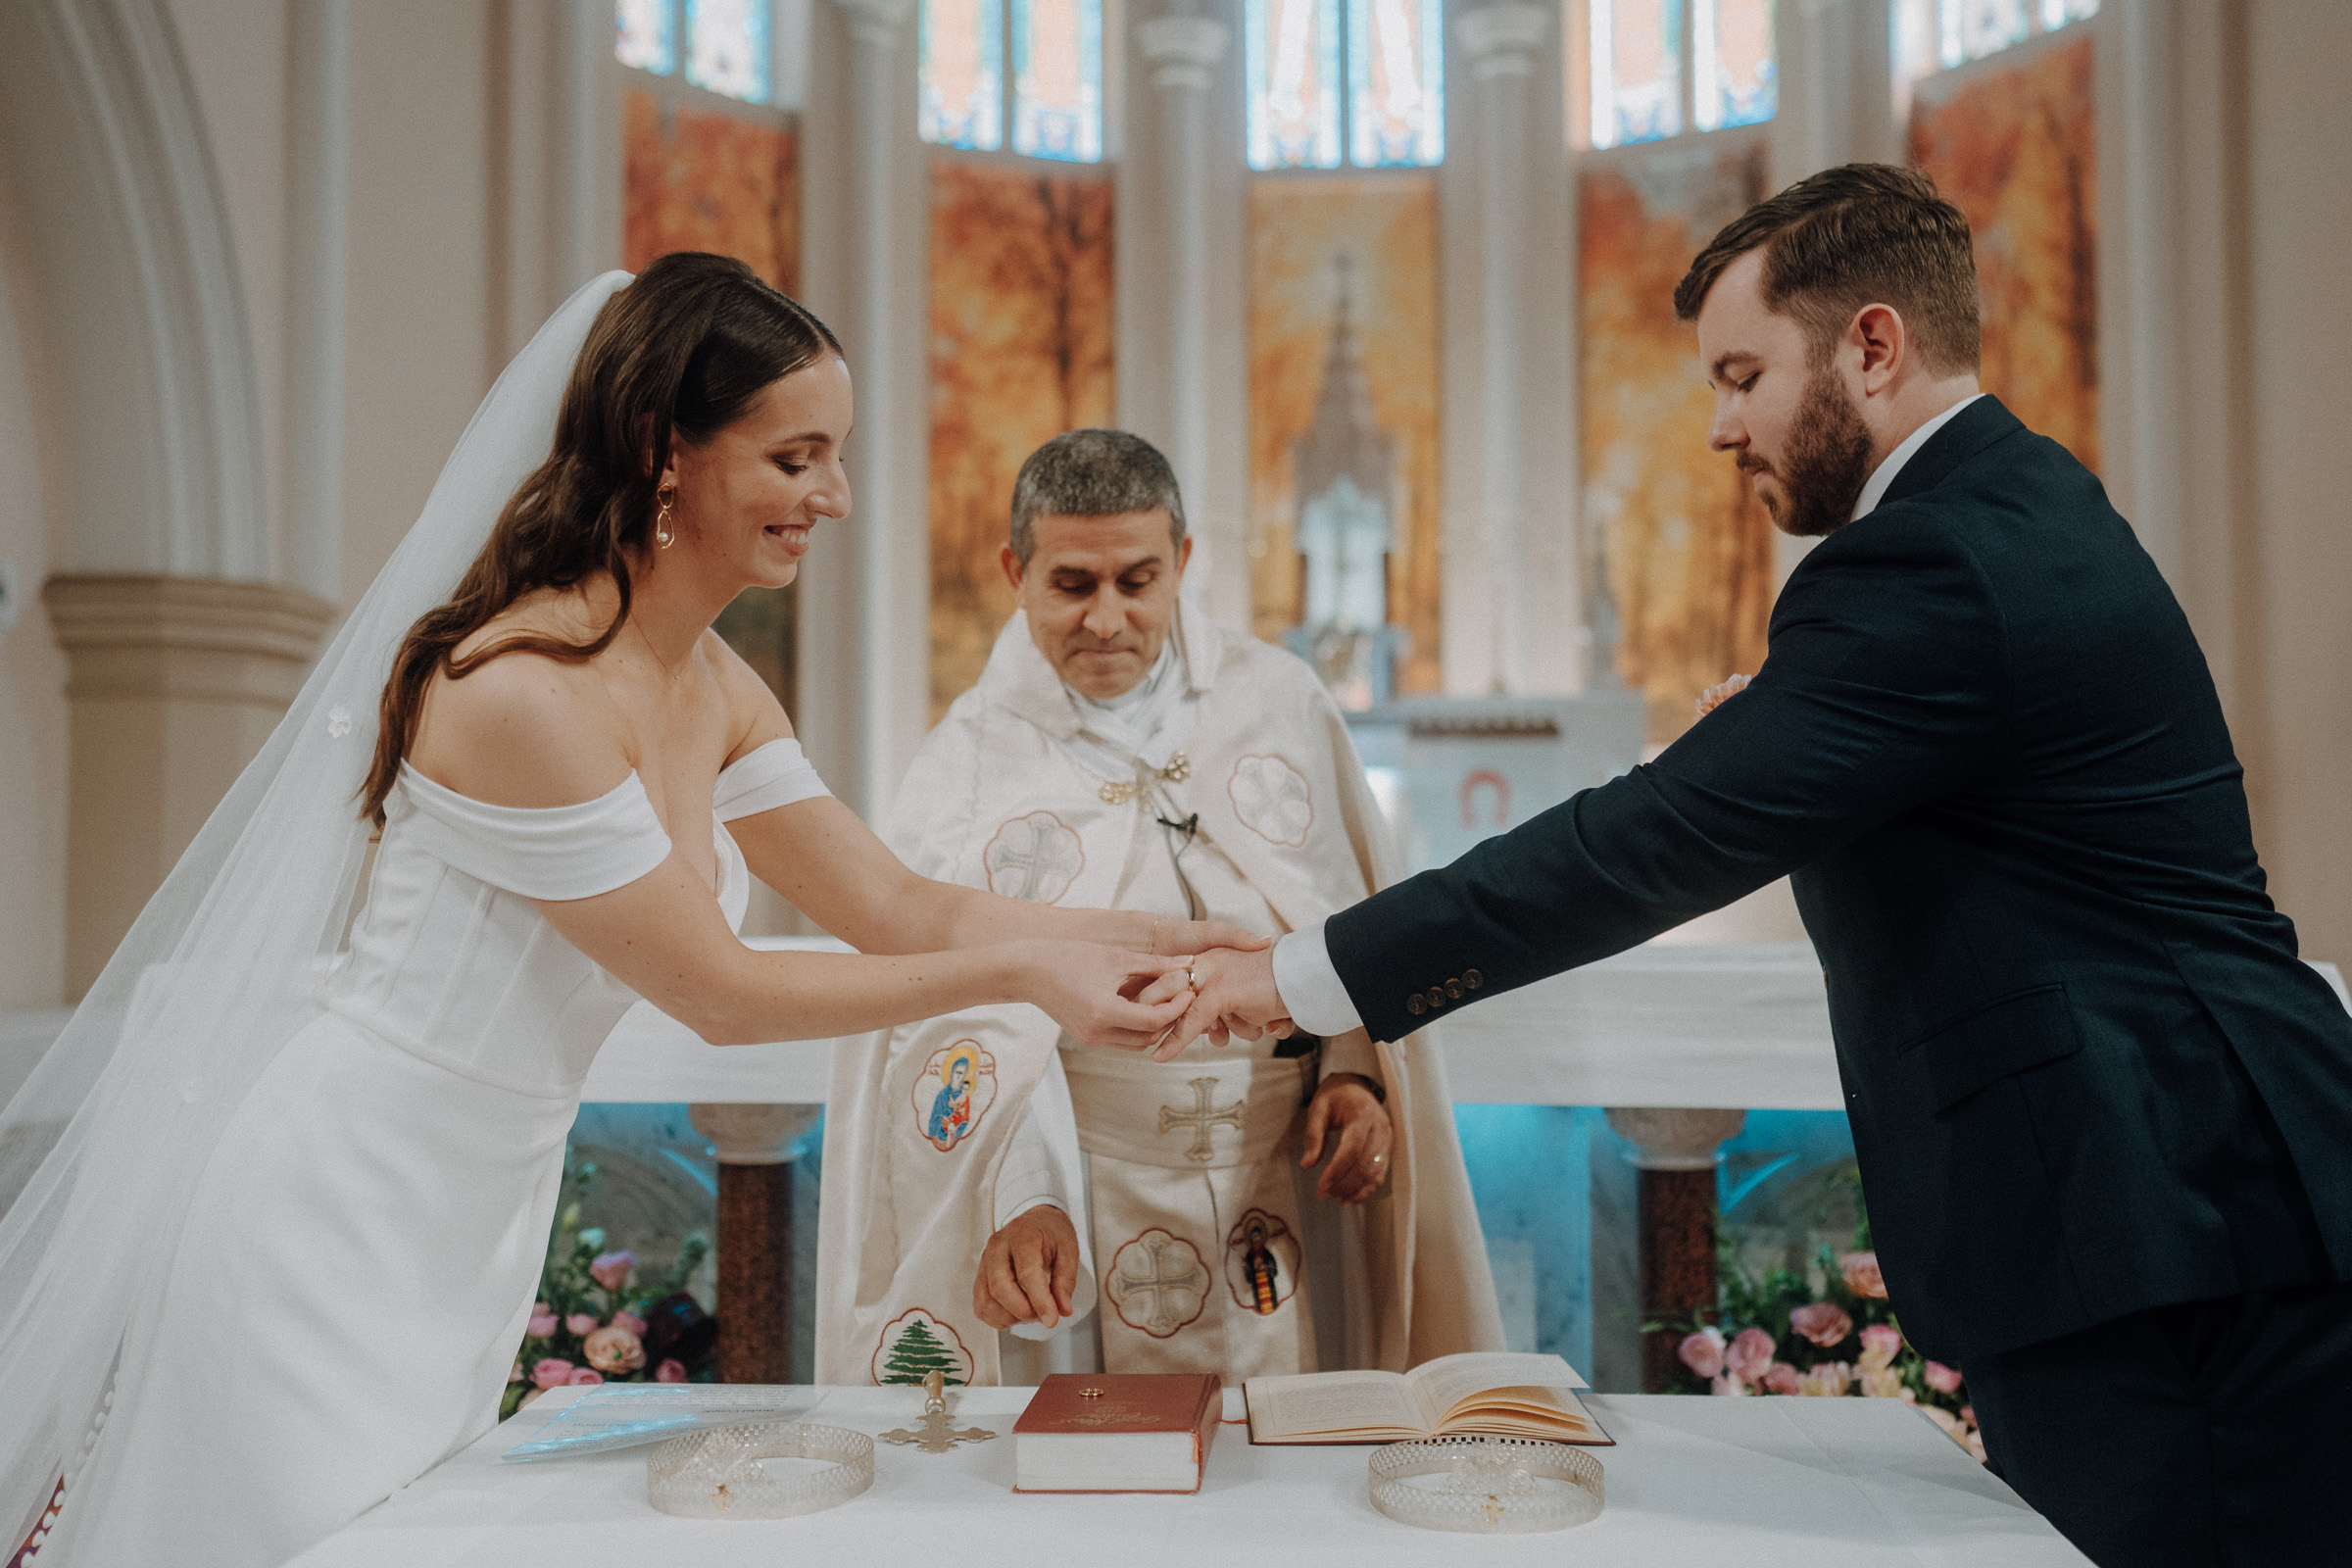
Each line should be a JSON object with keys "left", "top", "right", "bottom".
{"left": 532, "top": 858, "right": 1192, "bottom": 1048}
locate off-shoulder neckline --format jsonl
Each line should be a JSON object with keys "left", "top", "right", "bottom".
{"left": 398, "top": 736, "right": 801, "bottom": 814}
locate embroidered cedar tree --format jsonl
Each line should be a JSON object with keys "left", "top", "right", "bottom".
{"left": 880, "top": 1318, "right": 965, "bottom": 1386}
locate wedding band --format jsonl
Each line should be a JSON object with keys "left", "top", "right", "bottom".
{"left": 1185, "top": 966, "right": 1198, "bottom": 990}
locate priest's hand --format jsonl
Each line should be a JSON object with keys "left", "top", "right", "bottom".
{"left": 973, "top": 1203, "right": 1081, "bottom": 1331}
{"left": 1301, "top": 1074, "right": 1393, "bottom": 1206}
{"left": 1152, "top": 943, "right": 1293, "bottom": 1060}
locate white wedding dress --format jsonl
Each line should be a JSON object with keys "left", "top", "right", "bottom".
{"left": 78, "top": 740, "right": 827, "bottom": 1565}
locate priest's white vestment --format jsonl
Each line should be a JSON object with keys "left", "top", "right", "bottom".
{"left": 815, "top": 602, "right": 1503, "bottom": 1387}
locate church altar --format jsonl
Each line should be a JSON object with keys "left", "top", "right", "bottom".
{"left": 288, "top": 1382, "right": 2090, "bottom": 1566}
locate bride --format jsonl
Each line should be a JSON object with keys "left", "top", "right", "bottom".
{"left": 0, "top": 255, "right": 1251, "bottom": 1566}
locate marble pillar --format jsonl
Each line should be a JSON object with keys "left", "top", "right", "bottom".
{"left": 43, "top": 574, "right": 337, "bottom": 999}
{"left": 1455, "top": 4, "right": 1550, "bottom": 695}
{"left": 1134, "top": 13, "right": 1231, "bottom": 536}
{"left": 692, "top": 1102, "right": 822, "bottom": 1384}
{"left": 1605, "top": 1106, "right": 1746, "bottom": 1393}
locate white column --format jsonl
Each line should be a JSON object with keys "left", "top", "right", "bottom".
{"left": 830, "top": 0, "right": 917, "bottom": 818}
{"left": 284, "top": 0, "right": 347, "bottom": 603}
{"left": 1456, "top": 5, "right": 1549, "bottom": 695}
{"left": 1134, "top": 15, "right": 1231, "bottom": 532}
{"left": 2111, "top": 0, "right": 2182, "bottom": 591}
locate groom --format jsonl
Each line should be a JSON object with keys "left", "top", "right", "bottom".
{"left": 1182, "top": 165, "right": 2352, "bottom": 1566}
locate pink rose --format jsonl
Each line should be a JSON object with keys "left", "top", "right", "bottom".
{"left": 1923, "top": 1360, "right": 1964, "bottom": 1396}
{"left": 531, "top": 1357, "right": 574, "bottom": 1390}
{"left": 1796, "top": 1361, "right": 1853, "bottom": 1397}
{"left": 583, "top": 1324, "right": 646, "bottom": 1375}
{"left": 655, "top": 1358, "right": 689, "bottom": 1384}
{"left": 1838, "top": 1251, "right": 1887, "bottom": 1300}
{"left": 1760, "top": 1362, "right": 1800, "bottom": 1396}
{"left": 1725, "top": 1326, "right": 1777, "bottom": 1385}
{"left": 1857, "top": 1323, "right": 1903, "bottom": 1371}
{"left": 565, "top": 1366, "right": 605, "bottom": 1386}
{"left": 612, "top": 1311, "right": 648, "bottom": 1338}
{"left": 589, "top": 1250, "right": 637, "bottom": 1292}
{"left": 526, "top": 1311, "right": 560, "bottom": 1337}
{"left": 1709, "top": 1372, "right": 1748, "bottom": 1396}
{"left": 1789, "top": 1302, "right": 1854, "bottom": 1348}
{"left": 1678, "top": 1327, "right": 1726, "bottom": 1380}
{"left": 565, "top": 1313, "right": 599, "bottom": 1336}
{"left": 1694, "top": 672, "right": 1751, "bottom": 719}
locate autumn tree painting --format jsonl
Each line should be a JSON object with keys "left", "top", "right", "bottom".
{"left": 927, "top": 163, "right": 1116, "bottom": 719}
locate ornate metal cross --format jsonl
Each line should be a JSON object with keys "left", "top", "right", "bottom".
{"left": 878, "top": 1370, "right": 998, "bottom": 1454}
{"left": 1108, "top": 1236, "right": 1208, "bottom": 1337}
{"left": 1157, "top": 1076, "right": 1245, "bottom": 1163}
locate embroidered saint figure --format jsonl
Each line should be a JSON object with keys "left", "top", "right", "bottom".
{"left": 928, "top": 1047, "right": 978, "bottom": 1147}
{"left": 1241, "top": 1217, "right": 1282, "bottom": 1315}
{"left": 910, "top": 1041, "right": 997, "bottom": 1152}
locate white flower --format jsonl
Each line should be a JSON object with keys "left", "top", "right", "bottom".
{"left": 325, "top": 706, "right": 353, "bottom": 739}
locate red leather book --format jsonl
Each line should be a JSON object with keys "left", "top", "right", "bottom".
{"left": 1010, "top": 1372, "right": 1221, "bottom": 1494}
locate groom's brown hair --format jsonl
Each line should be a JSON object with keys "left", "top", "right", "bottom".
{"left": 1674, "top": 163, "right": 1982, "bottom": 377}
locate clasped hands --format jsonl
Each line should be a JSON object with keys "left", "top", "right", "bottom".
{"left": 1040, "top": 919, "right": 1293, "bottom": 1057}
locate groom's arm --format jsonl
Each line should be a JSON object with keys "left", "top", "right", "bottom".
{"left": 1268, "top": 509, "right": 2012, "bottom": 1045}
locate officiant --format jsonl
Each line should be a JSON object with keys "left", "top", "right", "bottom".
{"left": 815, "top": 430, "right": 1501, "bottom": 1389}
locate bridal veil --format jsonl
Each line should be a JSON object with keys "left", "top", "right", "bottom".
{"left": 0, "top": 271, "right": 633, "bottom": 1552}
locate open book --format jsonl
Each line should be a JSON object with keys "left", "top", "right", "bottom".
{"left": 1244, "top": 1352, "right": 1611, "bottom": 1446}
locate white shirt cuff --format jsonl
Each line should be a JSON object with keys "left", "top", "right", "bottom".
{"left": 1273, "top": 920, "right": 1364, "bottom": 1039}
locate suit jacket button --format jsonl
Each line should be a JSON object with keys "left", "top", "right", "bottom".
{"left": 1425, "top": 986, "right": 1446, "bottom": 1009}
{"left": 1446, "top": 978, "right": 1464, "bottom": 1000}
{"left": 1463, "top": 969, "right": 1483, "bottom": 990}
{"left": 1405, "top": 994, "right": 1427, "bottom": 1016}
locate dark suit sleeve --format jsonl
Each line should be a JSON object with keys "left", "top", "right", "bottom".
{"left": 1329, "top": 509, "right": 2012, "bottom": 1044}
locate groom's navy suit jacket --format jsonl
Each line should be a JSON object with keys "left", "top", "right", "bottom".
{"left": 1328, "top": 396, "right": 2352, "bottom": 1362}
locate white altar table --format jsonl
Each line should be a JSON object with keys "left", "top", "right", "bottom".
{"left": 292, "top": 1383, "right": 2089, "bottom": 1567}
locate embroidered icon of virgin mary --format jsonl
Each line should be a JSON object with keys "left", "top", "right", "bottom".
{"left": 910, "top": 1040, "right": 998, "bottom": 1152}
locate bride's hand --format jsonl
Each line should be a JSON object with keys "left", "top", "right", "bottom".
{"left": 1148, "top": 918, "right": 1272, "bottom": 958}
{"left": 1021, "top": 942, "right": 1197, "bottom": 1050}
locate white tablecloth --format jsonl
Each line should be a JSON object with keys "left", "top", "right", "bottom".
{"left": 292, "top": 1383, "right": 2088, "bottom": 1567}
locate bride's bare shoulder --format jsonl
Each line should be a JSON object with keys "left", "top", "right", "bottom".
{"left": 410, "top": 591, "right": 632, "bottom": 807}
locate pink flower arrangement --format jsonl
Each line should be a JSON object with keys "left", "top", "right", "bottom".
{"left": 1857, "top": 1324, "right": 1903, "bottom": 1371}
{"left": 583, "top": 1324, "right": 647, "bottom": 1375}
{"left": 655, "top": 1358, "right": 689, "bottom": 1384}
{"left": 1694, "top": 672, "right": 1751, "bottom": 719}
{"left": 565, "top": 1312, "right": 599, "bottom": 1336}
{"left": 1838, "top": 1251, "right": 1887, "bottom": 1300}
{"left": 1858, "top": 1365, "right": 1906, "bottom": 1399}
{"left": 1789, "top": 1301, "right": 1854, "bottom": 1348}
{"left": 589, "top": 1250, "right": 638, "bottom": 1292}
{"left": 565, "top": 1366, "right": 604, "bottom": 1387}
{"left": 1923, "top": 1360, "right": 1964, "bottom": 1396}
{"left": 1709, "top": 1373, "right": 1748, "bottom": 1396}
{"left": 1796, "top": 1362, "right": 1853, "bottom": 1397}
{"left": 612, "top": 1310, "right": 648, "bottom": 1339}
{"left": 527, "top": 1307, "right": 560, "bottom": 1338}
{"left": 531, "top": 1358, "right": 575, "bottom": 1390}
{"left": 1725, "top": 1327, "right": 1777, "bottom": 1385}
{"left": 1760, "top": 1363, "right": 1800, "bottom": 1396}
{"left": 1678, "top": 1327, "right": 1727, "bottom": 1380}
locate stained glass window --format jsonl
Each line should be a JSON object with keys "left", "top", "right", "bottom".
{"left": 1893, "top": 0, "right": 2098, "bottom": 114}
{"left": 1346, "top": 0, "right": 1443, "bottom": 168}
{"left": 1692, "top": 0, "right": 1774, "bottom": 131}
{"left": 1011, "top": 0, "right": 1102, "bottom": 162}
{"left": 920, "top": 0, "right": 1004, "bottom": 150}
{"left": 1247, "top": 0, "right": 1344, "bottom": 171}
{"left": 617, "top": 0, "right": 679, "bottom": 74}
{"left": 684, "top": 0, "right": 771, "bottom": 102}
{"left": 1589, "top": 0, "right": 1684, "bottom": 150}
{"left": 1938, "top": 0, "right": 2027, "bottom": 68}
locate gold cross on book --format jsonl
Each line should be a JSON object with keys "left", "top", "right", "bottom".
{"left": 878, "top": 1370, "right": 999, "bottom": 1454}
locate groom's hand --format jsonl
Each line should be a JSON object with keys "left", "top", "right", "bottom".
{"left": 1153, "top": 944, "right": 1291, "bottom": 1061}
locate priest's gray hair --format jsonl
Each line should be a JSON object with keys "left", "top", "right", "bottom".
{"left": 1008, "top": 428, "right": 1188, "bottom": 565}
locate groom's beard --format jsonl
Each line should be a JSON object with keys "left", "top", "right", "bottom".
{"left": 1746, "top": 368, "right": 1875, "bottom": 538}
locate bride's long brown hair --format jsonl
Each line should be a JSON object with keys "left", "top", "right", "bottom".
{"left": 361, "top": 253, "right": 840, "bottom": 823}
